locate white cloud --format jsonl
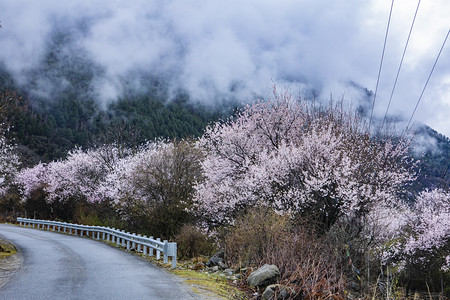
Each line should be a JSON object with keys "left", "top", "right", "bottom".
{"left": 0, "top": 0, "right": 449, "bottom": 136}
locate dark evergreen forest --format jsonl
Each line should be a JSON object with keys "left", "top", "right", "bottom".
{"left": 0, "top": 67, "right": 227, "bottom": 165}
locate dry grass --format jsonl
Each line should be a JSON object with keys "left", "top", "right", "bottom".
{"left": 223, "top": 207, "right": 346, "bottom": 299}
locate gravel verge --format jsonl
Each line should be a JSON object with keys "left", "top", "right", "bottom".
{"left": 0, "top": 236, "right": 23, "bottom": 289}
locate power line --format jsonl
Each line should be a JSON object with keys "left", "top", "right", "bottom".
{"left": 382, "top": 0, "right": 421, "bottom": 129}
{"left": 405, "top": 29, "right": 450, "bottom": 132}
{"left": 369, "top": 0, "right": 395, "bottom": 129}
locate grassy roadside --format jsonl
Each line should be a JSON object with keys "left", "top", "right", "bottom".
{"left": 139, "top": 255, "right": 248, "bottom": 300}
{"left": 0, "top": 237, "right": 17, "bottom": 258}
{"left": 0, "top": 233, "right": 22, "bottom": 289}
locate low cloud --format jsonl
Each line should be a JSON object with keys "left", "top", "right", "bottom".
{"left": 0, "top": 0, "right": 449, "bottom": 135}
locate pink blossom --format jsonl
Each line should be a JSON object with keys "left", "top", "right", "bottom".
{"left": 0, "top": 126, "right": 20, "bottom": 195}
{"left": 404, "top": 189, "right": 450, "bottom": 255}
{"left": 15, "top": 162, "right": 47, "bottom": 200}
{"left": 193, "top": 89, "right": 415, "bottom": 228}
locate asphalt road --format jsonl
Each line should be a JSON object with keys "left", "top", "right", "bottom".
{"left": 0, "top": 224, "right": 200, "bottom": 300}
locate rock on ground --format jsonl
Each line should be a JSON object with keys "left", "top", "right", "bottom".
{"left": 247, "top": 264, "right": 280, "bottom": 288}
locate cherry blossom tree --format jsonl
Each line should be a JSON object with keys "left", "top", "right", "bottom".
{"left": 193, "top": 88, "right": 416, "bottom": 230}
{"left": 373, "top": 188, "right": 450, "bottom": 295}
{"left": 0, "top": 126, "right": 20, "bottom": 196}
{"left": 43, "top": 147, "right": 112, "bottom": 203}
{"left": 15, "top": 162, "right": 47, "bottom": 200}
{"left": 97, "top": 139, "right": 203, "bottom": 237}
{"left": 402, "top": 189, "right": 450, "bottom": 272}
{"left": 16, "top": 145, "right": 126, "bottom": 204}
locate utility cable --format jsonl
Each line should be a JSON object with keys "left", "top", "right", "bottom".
{"left": 382, "top": 0, "right": 421, "bottom": 129}
{"left": 369, "top": 0, "right": 395, "bottom": 130}
{"left": 406, "top": 29, "right": 450, "bottom": 132}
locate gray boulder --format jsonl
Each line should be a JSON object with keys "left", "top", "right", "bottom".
{"left": 262, "top": 284, "right": 295, "bottom": 300}
{"left": 223, "top": 268, "right": 234, "bottom": 276}
{"left": 247, "top": 264, "right": 280, "bottom": 287}
{"left": 206, "top": 249, "right": 228, "bottom": 269}
{"left": 262, "top": 285, "right": 275, "bottom": 300}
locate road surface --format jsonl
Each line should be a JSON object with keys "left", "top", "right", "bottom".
{"left": 0, "top": 224, "right": 200, "bottom": 300}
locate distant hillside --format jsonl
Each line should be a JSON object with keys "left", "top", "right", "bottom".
{"left": 0, "top": 66, "right": 226, "bottom": 164}
{"left": 411, "top": 125, "right": 450, "bottom": 192}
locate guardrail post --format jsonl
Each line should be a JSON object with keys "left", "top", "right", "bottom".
{"left": 156, "top": 238, "right": 161, "bottom": 260}
{"left": 126, "top": 233, "right": 131, "bottom": 250}
{"left": 168, "top": 243, "right": 177, "bottom": 268}
{"left": 137, "top": 234, "right": 142, "bottom": 252}
{"left": 131, "top": 234, "right": 136, "bottom": 250}
{"left": 102, "top": 229, "right": 106, "bottom": 241}
{"left": 121, "top": 231, "right": 126, "bottom": 247}
{"left": 149, "top": 236, "right": 154, "bottom": 256}
{"left": 163, "top": 240, "right": 168, "bottom": 264}
{"left": 143, "top": 235, "right": 148, "bottom": 255}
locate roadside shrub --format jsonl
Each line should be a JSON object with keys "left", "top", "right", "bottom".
{"left": 274, "top": 229, "right": 346, "bottom": 299}
{"left": 223, "top": 207, "right": 290, "bottom": 267}
{"left": 223, "top": 207, "right": 346, "bottom": 298}
{"left": 175, "top": 224, "right": 216, "bottom": 260}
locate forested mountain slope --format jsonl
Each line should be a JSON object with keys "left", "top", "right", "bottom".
{"left": 0, "top": 62, "right": 449, "bottom": 191}
{"left": 0, "top": 68, "right": 225, "bottom": 164}
{"left": 411, "top": 125, "right": 450, "bottom": 191}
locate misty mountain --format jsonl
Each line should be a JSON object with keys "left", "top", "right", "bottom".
{"left": 0, "top": 39, "right": 448, "bottom": 192}
{"left": 0, "top": 63, "right": 225, "bottom": 164}
{"left": 410, "top": 125, "right": 450, "bottom": 191}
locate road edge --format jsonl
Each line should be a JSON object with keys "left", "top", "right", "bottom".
{"left": 0, "top": 229, "right": 24, "bottom": 289}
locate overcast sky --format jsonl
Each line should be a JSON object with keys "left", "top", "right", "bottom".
{"left": 0, "top": 0, "right": 449, "bottom": 136}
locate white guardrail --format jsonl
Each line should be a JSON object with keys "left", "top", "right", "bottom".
{"left": 16, "top": 217, "right": 177, "bottom": 268}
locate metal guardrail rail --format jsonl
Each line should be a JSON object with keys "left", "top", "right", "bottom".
{"left": 16, "top": 217, "right": 177, "bottom": 268}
